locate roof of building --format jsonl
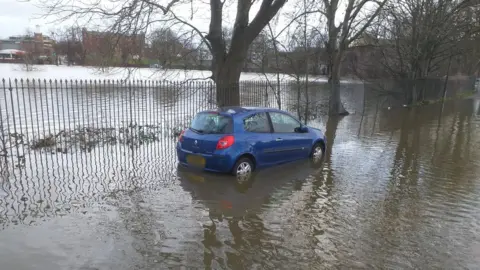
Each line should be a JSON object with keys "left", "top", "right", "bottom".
{"left": 0, "top": 49, "right": 25, "bottom": 55}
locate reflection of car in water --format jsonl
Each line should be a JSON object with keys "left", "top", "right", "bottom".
{"left": 177, "top": 158, "right": 325, "bottom": 217}
{"left": 176, "top": 106, "right": 327, "bottom": 177}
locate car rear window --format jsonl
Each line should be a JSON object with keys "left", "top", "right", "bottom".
{"left": 190, "top": 112, "right": 233, "bottom": 134}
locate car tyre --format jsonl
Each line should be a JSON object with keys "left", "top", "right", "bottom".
{"left": 310, "top": 142, "right": 325, "bottom": 163}
{"left": 232, "top": 157, "right": 254, "bottom": 177}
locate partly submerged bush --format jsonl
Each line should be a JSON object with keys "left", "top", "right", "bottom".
{"left": 29, "top": 124, "right": 181, "bottom": 152}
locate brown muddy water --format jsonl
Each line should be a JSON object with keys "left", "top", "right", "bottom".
{"left": 1, "top": 96, "right": 480, "bottom": 269}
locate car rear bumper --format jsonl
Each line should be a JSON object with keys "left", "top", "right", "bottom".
{"left": 176, "top": 143, "right": 235, "bottom": 173}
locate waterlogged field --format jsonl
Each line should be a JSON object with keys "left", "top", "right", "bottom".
{"left": 0, "top": 63, "right": 478, "bottom": 269}
{"left": 0, "top": 96, "right": 479, "bottom": 269}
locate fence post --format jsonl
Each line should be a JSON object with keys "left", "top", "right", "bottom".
{"left": 0, "top": 79, "right": 7, "bottom": 166}
{"left": 8, "top": 79, "right": 19, "bottom": 160}
{"left": 128, "top": 80, "right": 132, "bottom": 128}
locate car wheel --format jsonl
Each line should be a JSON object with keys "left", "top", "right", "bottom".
{"left": 232, "top": 157, "right": 254, "bottom": 177}
{"left": 310, "top": 142, "right": 324, "bottom": 162}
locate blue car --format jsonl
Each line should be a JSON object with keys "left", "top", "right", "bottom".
{"left": 176, "top": 106, "right": 327, "bottom": 176}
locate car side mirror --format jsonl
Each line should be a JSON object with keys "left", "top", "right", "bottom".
{"left": 295, "top": 126, "right": 308, "bottom": 133}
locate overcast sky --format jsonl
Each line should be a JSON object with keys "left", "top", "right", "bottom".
{"left": 0, "top": 0, "right": 279, "bottom": 38}
{"left": 0, "top": 0, "right": 47, "bottom": 38}
{"left": 0, "top": 0, "right": 347, "bottom": 42}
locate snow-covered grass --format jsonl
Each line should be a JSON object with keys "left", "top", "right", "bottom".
{"left": 0, "top": 63, "right": 360, "bottom": 83}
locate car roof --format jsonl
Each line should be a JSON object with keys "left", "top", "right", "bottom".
{"left": 198, "top": 106, "right": 284, "bottom": 116}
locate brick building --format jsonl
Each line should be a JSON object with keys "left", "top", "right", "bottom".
{"left": 82, "top": 28, "right": 145, "bottom": 66}
{"left": 0, "top": 33, "right": 55, "bottom": 63}
{"left": 0, "top": 33, "right": 54, "bottom": 55}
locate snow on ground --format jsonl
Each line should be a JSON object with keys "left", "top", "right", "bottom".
{"left": 0, "top": 63, "right": 360, "bottom": 83}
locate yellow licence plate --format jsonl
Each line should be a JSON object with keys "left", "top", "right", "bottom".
{"left": 186, "top": 154, "right": 206, "bottom": 168}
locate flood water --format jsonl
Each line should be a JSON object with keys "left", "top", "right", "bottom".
{"left": 1, "top": 92, "right": 480, "bottom": 269}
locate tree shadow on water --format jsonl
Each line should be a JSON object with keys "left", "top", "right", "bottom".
{"left": 324, "top": 115, "right": 343, "bottom": 163}
{"left": 361, "top": 99, "right": 479, "bottom": 268}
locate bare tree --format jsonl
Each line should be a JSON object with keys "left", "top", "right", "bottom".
{"left": 147, "top": 27, "right": 205, "bottom": 69}
{"left": 149, "top": 28, "right": 180, "bottom": 67}
{"left": 52, "top": 26, "right": 86, "bottom": 66}
{"left": 268, "top": 21, "right": 325, "bottom": 123}
{"left": 245, "top": 30, "right": 273, "bottom": 72}
{"left": 20, "top": 29, "right": 36, "bottom": 72}
{"left": 267, "top": 22, "right": 283, "bottom": 109}
{"left": 321, "top": 0, "right": 388, "bottom": 115}
{"left": 455, "top": 2, "right": 480, "bottom": 76}
{"left": 357, "top": 0, "right": 477, "bottom": 105}
{"left": 40, "top": 0, "right": 289, "bottom": 106}
{"left": 252, "top": 5, "right": 326, "bottom": 111}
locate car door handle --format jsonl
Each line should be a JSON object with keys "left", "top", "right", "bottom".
{"left": 275, "top": 138, "right": 283, "bottom": 141}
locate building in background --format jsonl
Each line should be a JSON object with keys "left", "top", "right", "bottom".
{"left": 0, "top": 37, "right": 22, "bottom": 51}
{"left": 0, "top": 49, "right": 26, "bottom": 63}
{"left": 82, "top": 28, "right": 145, "bottom": 66}
{"left": 0, "top": 32, "right": 56, "bottom": 63}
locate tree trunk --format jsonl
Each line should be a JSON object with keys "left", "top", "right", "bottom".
{"left": 67, "top": 41, "right": 71, "bottom": 66}
{"left": 270, "top": 27, "right": 282, "bottom": 109}
{"left": 296, "top": 78, "right": 302, "bottom": 121}
{"left": 275, "top": 49, "right": 281, "bottom": 109}
{"left": 411, "top": 82, "right": 417, "bottom": 105}
{"left": 215, "top": 80, "right": 241, "bottom": 107}
{"left": 325, "top": 15, "right": 348, "bottom": 116}
{"left": 213, "top": 59, "right": 244, "bottom": 107}
{"left": 328, "top": 62, "right": 349, "bottom": 116}
{"left": 442, "top": 54, "right": 453, "bottom": 101}
{"left": 205, "top": 0, "right": 288, "bottom": 107}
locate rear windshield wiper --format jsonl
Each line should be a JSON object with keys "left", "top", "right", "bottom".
{"left": 190, "top": 128, "right": 204, "bottom": 134}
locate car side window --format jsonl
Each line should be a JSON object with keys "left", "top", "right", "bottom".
{"left": 243, "top": 112, "right": 270, "bottom": 133}
{"left": 269, "top": 112, "right": 301, "bottom": 133}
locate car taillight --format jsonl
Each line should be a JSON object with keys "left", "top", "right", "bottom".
{"left": 178, "top": 130, "right": 185, "bottom": 142}
{"left": 216, "top": 135, "right": 235, "bottom": 150}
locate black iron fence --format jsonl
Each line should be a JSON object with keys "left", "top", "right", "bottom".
{"left": 0, "top": 77, "right": 474, "bottom": 170}
{"left": 0, "top": 79, "right": 326, "bottom": 137}
{"left": 0, "top": 76, "right": 475, "bottom": 228}
{"left": 0, "top": 79, "right": 341, "bottom": 167}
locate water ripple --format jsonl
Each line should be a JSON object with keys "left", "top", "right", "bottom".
{"left": 0, "top": 98, "right": 480, "bottom": 269}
